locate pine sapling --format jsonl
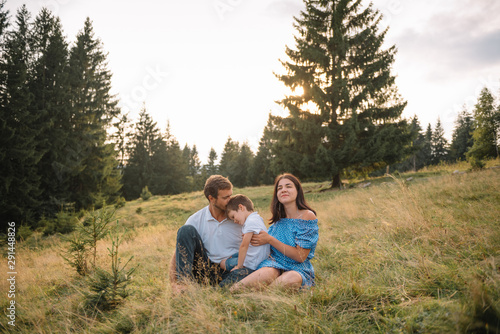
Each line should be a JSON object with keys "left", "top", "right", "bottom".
{"left": 61, "top": 232, "right": 90, "bottom": 276}
{"left": 81, "top": 207, "right": 116, "bottom": 268}
{"left": 84, "top": 222, "right": 136, "bottom": 312}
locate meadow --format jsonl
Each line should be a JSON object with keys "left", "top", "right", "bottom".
{"left": 1, "top": 161, "right": 499, "bottom": 333}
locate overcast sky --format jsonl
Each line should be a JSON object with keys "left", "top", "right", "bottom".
{"left": 4, "top": 0, "right": 500, "bottom": 162}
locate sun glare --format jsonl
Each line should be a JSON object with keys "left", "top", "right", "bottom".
{"left": 293, "top": 86, "right": 304, "bottom": 96}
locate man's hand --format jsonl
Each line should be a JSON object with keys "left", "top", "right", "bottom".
{"left": 220, "top": 258, "right": 227, "bottom": 270}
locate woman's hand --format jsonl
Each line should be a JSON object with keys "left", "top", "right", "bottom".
{"left": 250, "top": 230, "right": 271, "bottom": 246}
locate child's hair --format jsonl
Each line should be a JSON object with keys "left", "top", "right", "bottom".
{"left": 226, "top": 194, "right": 254, "bottom": 213}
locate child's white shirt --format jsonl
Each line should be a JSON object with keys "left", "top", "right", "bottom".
{"left": 241, "top": 212, "right": 271, "bottom": 270}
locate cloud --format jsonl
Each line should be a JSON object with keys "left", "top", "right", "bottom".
{"left": 264, "top": 0, "right": 303, "bottom": 18}
{"left": 461, "top": 29, "right": 500, "bottom": 64}
{"left": 390, "top": 0, "right": 500, "bottom": 81}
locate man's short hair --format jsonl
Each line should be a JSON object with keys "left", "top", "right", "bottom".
{"left": 226, "top": 194, "right": 254, "bottom": 213}
{"left": 204, "top": 175, "right": 232, "bottom": 200}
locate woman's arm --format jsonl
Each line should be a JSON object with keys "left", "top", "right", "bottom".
{"left": 251, "top": 231, "right": 310, "bottom": 263}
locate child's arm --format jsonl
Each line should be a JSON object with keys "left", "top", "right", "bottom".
{"left": 232, "top": 232, "right": 254, "bottom": 271}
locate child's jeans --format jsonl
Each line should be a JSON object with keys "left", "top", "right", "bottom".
{"left": 224, "top": 252, "right": 240, "bottom": 271}
{"left": 219, "top": 252, "right": 255, "bottom": 287}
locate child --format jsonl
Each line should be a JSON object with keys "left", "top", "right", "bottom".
{"left": 220, "top": 194, "right": 270, "bottom": 272}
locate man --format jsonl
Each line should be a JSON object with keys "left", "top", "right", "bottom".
{"left": 169, "top": 175, "right": 252, "bottom": 292}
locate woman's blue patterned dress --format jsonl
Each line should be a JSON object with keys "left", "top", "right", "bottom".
{"left": 257, "top": 218, "right": 319, "bottom": 286}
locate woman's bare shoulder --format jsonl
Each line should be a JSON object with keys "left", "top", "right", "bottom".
{"left": 301, "top": 210, "right": 317, "bottom": 221}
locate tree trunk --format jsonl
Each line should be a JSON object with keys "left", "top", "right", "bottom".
{"left": 331, "top": 173, "right": 342, "bottom": 189}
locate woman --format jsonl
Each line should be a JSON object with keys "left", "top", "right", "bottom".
{"left": 230, "top": 173, "right": 319, "bottom": 291}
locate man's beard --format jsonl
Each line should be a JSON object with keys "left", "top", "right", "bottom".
{"left": 213, "top": 203, "right": 226, "bottom": 213}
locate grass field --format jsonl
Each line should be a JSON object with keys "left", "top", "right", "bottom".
{"left": 1, "top": 161, "right": 499, "bottom": 333}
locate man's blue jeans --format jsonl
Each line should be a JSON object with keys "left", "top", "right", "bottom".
{"left": 175, "top": 225, "right": 252, "bottom": 287}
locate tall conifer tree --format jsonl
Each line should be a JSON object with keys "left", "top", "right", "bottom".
{"left": 232, "top": 142, "right": 254, "bottom": 188}
{"left": 0, "top": 6, "right": 42, "bottom": 225}
{"left": 271, "top": 0, "right": 409, "bottom": 187}
{"left": 67, "top": 18, "right": 121, "bottom": 208}
{"left": 111, "top": 112, "right": 131, "bottom": 171}
{"left": 30, "top": 9, "right": 73, "bottom": 215}
{"left": 219, "top": 137, "right": 240, "bottom": 181}
{"left": 202, "top": 148, "right": 219, "bottom": 178}
{"left": 450, "top": 107, "right": 474, "bottom": 161}
{"left": 122, "top": 107, "right": 160, "bottom": 199}
{"left": 249, "top": 118, "right": 275, "bottom": 185}
{"left": 431, "top": 118, "right": 449, "bottom": 164}
{"left": 422, "top": 123, "right": 433, "bottom": 166}
{"left": 162, "top": 121, "right": 188, "bottom": 194}
{"left": 467, "top": 87, "right": 499, "bottom": 160}
{"left": 395, "top": 115, "right": 424, "bottom": 172}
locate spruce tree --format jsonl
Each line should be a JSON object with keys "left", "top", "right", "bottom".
{"left": 111, "top": 113, "right": 131, "bottom": 171}
{"left": 150, "top": 121, "right": 188, "bottom": 196}
{"left": 122, "top": 107, "right": 160, "bottom": 199}
{"left": 431, "top": 118, "right": 449, "bottom": 164}
{"left": 162, "top": 122, "right": 188, "bottom": 194}
{"left": 232, "top": 142, "right": 254, "bottom": 188}
{"left": 0, "top": 6, "right": 42, "bottom": 225}
{"left": 30, "top": 9, "right": 73, "bottom": 216}
{"left": 149, "top": 136, "right": 171, "bottom": 195}
{"left": 421, "top": 123, "right": 433, "bottom": 167}
{"left": 124, "top": 113, "right": 188, "bottom": 199}
{"left": 249, "top": 118, "right": 275, "bottom": 185}
{"left": 202, "top": 148, "right": 219, "bottom": 178}
{"left": 449, "top": 106, "right": 474, "bottom": 161}
{"left": 182, "top": 144, "right": 202, "bottom": 190}
{"left": 0, "top": 1, "right": 7, "bottom": 39}
{"left": 219, "top": 137, "right": 240, "bottom": 181}
{"left": 0, "top": 1, "right": 8, "bottom": 110}
{"left": 271, "top": 0, "right": 409, "bottom": 187}
{"left": 467, "top": 87, "right": 499, "bottom": 160}
{"left": 391, "top": 116, "right": 425, "bottom": 173}
{"left": 189, "top": 145, "right": 202, "bottom": 178}
{"left": 400, "top": 115, "right": 425, "bottom": 172}
{"left": 67, "top": 18, "right": 121, "bottom": 209}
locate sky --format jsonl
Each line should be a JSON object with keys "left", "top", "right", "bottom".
{"left": 4, "top": 0, "right": 500, "bottom": 163}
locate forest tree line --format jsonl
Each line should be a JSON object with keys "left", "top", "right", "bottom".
{"left": 1, "top": 2, "right": 499, "bottom": 230}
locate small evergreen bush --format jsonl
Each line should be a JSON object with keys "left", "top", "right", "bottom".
{"left": 468, "top": 156, "right": 485, "bottom": 170}
{"left": 140, "top": 186, "right": 152, "bottom": 201}
{"left": 43, "top": 211, "right": 78, "bottom": 236}
{"left": 83, "top": 226, "right": 136, "bottom": 312}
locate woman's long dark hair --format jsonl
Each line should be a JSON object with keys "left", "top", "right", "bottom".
{"left": 270, "top": 173, "right": 316, "bottom": 224}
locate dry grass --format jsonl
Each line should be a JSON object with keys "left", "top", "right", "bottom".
{"left": 1, "top": 162, "right": 499, "bottom": 333}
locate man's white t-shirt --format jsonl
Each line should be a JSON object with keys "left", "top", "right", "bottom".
{"left": 241, "top": 212, "right": 271, "bottom": 270}
{"left": 185, "top": 205, "right": 242, "bottom": 263}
